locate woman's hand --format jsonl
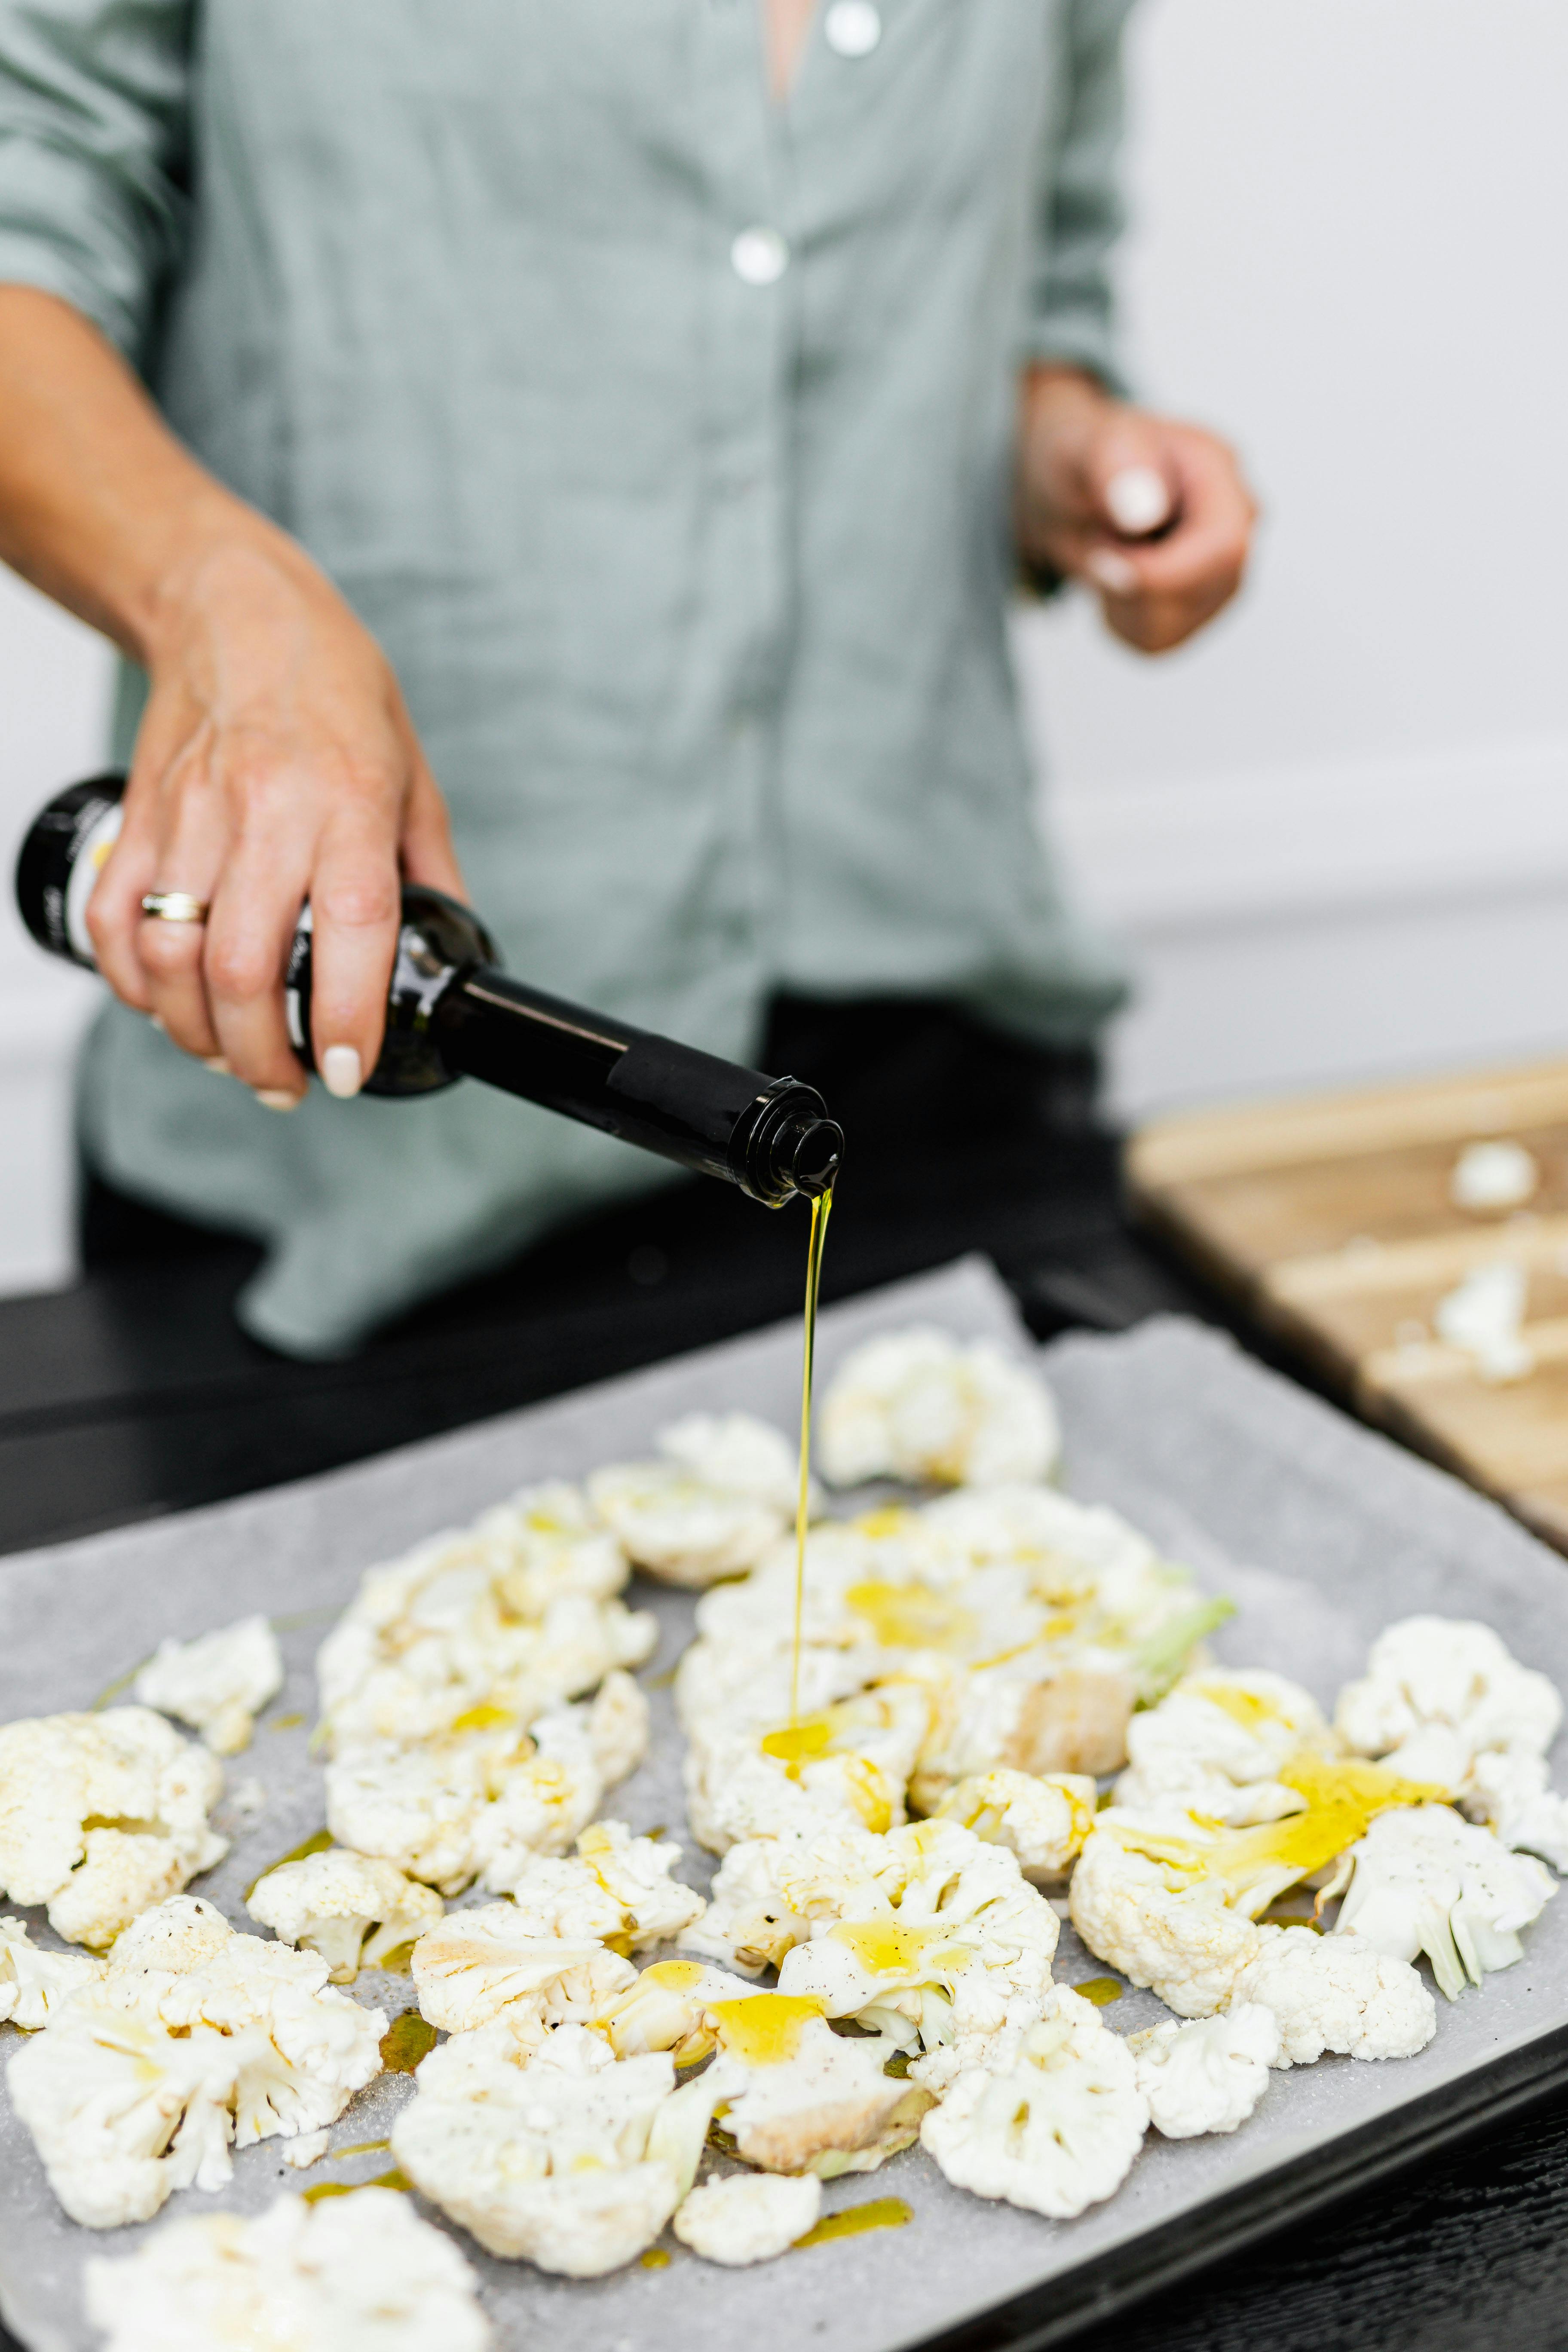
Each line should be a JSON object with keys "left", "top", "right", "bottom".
{"left": 87, "top": 532, "right": 464, "bottom": 1106}
{"left": 1017, "top": 364, "right": 1258, "bottom": 654}
{"left": 0, "top": 288, "right": 462, "bottom": 1108}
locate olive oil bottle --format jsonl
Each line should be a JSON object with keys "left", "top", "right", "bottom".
{"left": 16, "top": 774, "right": 843, "bottom": 1209}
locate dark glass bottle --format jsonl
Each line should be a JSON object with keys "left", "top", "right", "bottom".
{"left": 15, "top": 775, "right": 842, "bottom": 1207}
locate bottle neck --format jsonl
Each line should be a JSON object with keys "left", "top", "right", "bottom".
{"left": 437, "top": 968, "right": 841, "bottom": 1204}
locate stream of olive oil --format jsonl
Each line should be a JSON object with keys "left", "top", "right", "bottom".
{"left": 790, "top": 1186, "right": 833, "bottom": 1725}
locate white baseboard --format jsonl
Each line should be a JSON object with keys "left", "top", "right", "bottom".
{"left": 1050, "top": 734, "right": 1568, "bottom": 934}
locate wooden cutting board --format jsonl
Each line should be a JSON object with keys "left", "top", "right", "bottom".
{"left": 1126, "top": 1057, "right": 1568, "bottom": 1553}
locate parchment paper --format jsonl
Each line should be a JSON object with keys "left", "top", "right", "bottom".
{"left": 2, "top": 1256, "right": 1565, "bottom": 2352}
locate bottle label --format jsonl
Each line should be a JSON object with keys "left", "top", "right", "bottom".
{"left": 64, "top": 802, "right": 123, "bottom": 965}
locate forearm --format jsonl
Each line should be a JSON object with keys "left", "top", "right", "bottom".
{"left": 0, "top": 285, "right": 302, "bottom": 659}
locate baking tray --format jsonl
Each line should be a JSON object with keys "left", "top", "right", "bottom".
{"left": 2, "top": 1255, "right": 1567, "bottom": 2352}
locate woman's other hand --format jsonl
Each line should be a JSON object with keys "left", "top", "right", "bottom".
{"left": 1017, "top": 364, "right": 1257, "bottom": 654}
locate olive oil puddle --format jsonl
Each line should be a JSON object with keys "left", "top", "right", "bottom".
{"left": 795, "top": 2196, "right": 912, "bottom": 2249}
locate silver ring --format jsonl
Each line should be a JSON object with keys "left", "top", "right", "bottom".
{"left": 141, "top": 891, "right": 210, "bottom": 925}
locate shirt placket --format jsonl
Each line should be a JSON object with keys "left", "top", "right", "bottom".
{"left": 689, "top": 0, "right": 799, "bottom": 992}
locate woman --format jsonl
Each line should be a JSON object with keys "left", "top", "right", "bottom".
{"left": 0, "top": 0, "right": 1252, "bottom": 1354}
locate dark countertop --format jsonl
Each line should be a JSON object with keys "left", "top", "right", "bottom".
{"left": 3, "top": 1132, "right": 1565, "bottom": 2351}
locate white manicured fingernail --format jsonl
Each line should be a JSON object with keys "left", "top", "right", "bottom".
{"left": 204, "top": 1056, "right": 231, "bottom": 1075}
{"left": 1105, "top": 466, "right": 1171, "bottom": 537}
{"left": 320, "top": 1045, "right": 363, "bottom": 1100}
{"left": 1086, "top": 548, "right": 1140, "bottom": 596}
{"left": 256, "top": 1089, "right": 303, "bottom": 1113}
{"left": 149, "top": 1013, "right": 165, "bottom": 1033}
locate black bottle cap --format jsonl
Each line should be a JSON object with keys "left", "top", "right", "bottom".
{"left": 783, "top": 1115, "right": 844, "bottom": 1198}
{"left": 735, "top": 1078, "right": 844, "bottom": 1205}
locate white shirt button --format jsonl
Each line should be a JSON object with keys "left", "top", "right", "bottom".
{"left": 730, "top": 226, "right": 790, "bottom": 286}
{"left": 824, "top": 0, "right": 882, "bottom": 56}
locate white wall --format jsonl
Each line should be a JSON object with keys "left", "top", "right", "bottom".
{"left": 3, "top": 0, "right": 1568, "bottom": 1291}
{"left": 1022, "top": 0, "right": 1568, "bottom": 1114}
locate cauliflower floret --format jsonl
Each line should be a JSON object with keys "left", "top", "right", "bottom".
{"left": 82, "top": 2188, "right": 492, "bottom": 2352}
{"left": 132, "top": 1614, "right": 285, "bottom": 1756}
{"left": 1115, "top": 1670, "right": 1331, "bottom": 1827}
{"left": 1229, "top": 1925, "right": 1435, "bottom": 2066}
{"left": 315, "top": 1498, "right": 652, "bottom": 1754}
{"left": 409, "top": 1901, "right": 637, "bottom": 2037}
{"left": 489, "top": 1821, "right": 704, "bottom": 1949}
{"left": 6, "top": 1893, "right": 388, "bottom": 2227}
{"left": 579, "top": 1668, "right": 651, "bottom": 1790}
{"left": 1070, "top": 1749, "right": 1440, "bottom": 2018}
{"left": 1335, "top": 1617, "right": 1568, "bottom": 1876}
{"left": 586, "top": 1412, "right": 805, "bottom": 1588}
{"left": 685, "top": 1685, "right": 928, "bottom": 1856}
{"left": 110, "top": 1893, "right": 233, "bottom": 1974}
{"left": 1327, "top": 1804, "right": 1556, "bottom": 2000}
{"left": 0, "top": 1708, "right": 226, "bottom": 1949}
{"left": 475, "top": 1479, "right": 631, "bottom": 1613}
{"left": 8, "top": 1912, "right": 348, "bottom": 2220}
{"left": 920, "top": 1988, "right": 1147, "bottom": 2218}
{"left": 679, "top": 1828, "right": 902, "bottom": 1978}
{"left": 676, "top": 1628, "right": 882, "bottom": 1734}
{"left": 909, "top": 1654, "right": 1137, "bottom": 1804}
{"left": 327, "top": 1675, "right": 646, "bottom": 1894}
{"left": 776, "top": 1820, "right": 1060, "bottom": 2094}
{"left": 1069, "top": 1825, "right": 1262, "bottom": 2019}
{"left": 392, "top": 2020, "right": 711, "bottom": 2275}
{"left": 0, "top": 1917, "right": 105, "bottom": 2030}
{"left": 818, "top": 1329, "right": 1060, "bottom": 1488}
{"left": 479, "top": 1679, "right": 649, "bottom": 1887}
{"left": 674, "top": 2172, "right": 822, "bottom": 2265}
{"left": 1467, "top": 1748, "right": 1568, "bottom": 1874}
{"left": 8, "top": 1995, "right": 250, "bottom": 2226}
{"left": 700, "top": 1994, "right": 931, "bottom": 2175}
{"left": 1336, "top": 1617, "right": 1562, "bottom": 1778}
{"left": 680, "top": 1839, "right": 815, "bottom": 1977}
{"left": 911, "top": 1487, "right": 1232, "bottom": 1721}
{"left": 594, "top": 1959, "right": 763, "bottom": 2061}
{"left": 932, "top": 1770, "right": 1096, "bottom": 1882}
{"left": 1127, "top": 2003, "right": 1280, "bottom": 2137}
{"left": 246, "top": 1850, "right": 444, "bottom": 1981}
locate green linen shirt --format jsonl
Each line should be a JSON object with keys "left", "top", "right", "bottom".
{"left": 0, "top": 0, "right": 1132, "bottom": 1356}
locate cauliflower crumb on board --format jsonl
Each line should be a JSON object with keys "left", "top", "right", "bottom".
{"left": 132, "top": 1614, "right": 284, "bottom": 1756}
{"left": 83, "top": 2188, "right": 491, "bottom": 2352}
